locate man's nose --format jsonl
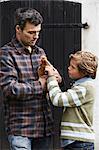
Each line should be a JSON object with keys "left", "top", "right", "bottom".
{"left": 33, "top": 32, "right": 39, "bottom": 39}
{"left": 68, "top": 66, "right": 70, "bottom": 70}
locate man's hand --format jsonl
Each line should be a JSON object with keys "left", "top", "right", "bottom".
{"left": 39, "top": 75, "right": 47, "bottom": 91}
{"left": 38, "top": 56, "right": 51, "bottom": 77}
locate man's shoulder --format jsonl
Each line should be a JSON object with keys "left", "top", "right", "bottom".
{"left": 0, "top": 41, "right": 13, "bottom": 51}
{"left": 35, "top": 45, "right": 45, "bottom": 54}
{"left": 35, "top": 45, "right": 44, "bottom": 50}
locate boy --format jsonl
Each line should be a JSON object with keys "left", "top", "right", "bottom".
{"left": 45, "top": 51, "right": 98, "bottom": 149}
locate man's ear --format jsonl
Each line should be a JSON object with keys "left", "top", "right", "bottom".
{"left": 15, "top": 25, "right": 21, "bottom": 33}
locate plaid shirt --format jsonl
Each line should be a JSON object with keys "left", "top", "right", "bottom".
{"left": 0, "top": 37, "right": 53, "bottom": 138}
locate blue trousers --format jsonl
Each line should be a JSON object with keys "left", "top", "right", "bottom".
{"left": 8, "top": 135, "right": 53, "bottom": 150}
{"left": 63, "top": 141, "right": 94, "bottom": 150}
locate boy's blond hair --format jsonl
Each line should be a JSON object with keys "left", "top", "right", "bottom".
{"left": 69, "top": 51, "right": 98, "bottom": 79}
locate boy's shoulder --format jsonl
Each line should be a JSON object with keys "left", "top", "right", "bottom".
{"left": 74, "top": 77, "right": 94, "bottom": 86}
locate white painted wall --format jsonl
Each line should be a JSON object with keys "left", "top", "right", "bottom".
{"left": 67, "top": 0, "right": 99, "bottom": 149}
{"left": 82, "top": 1, "right": 99, "bottom": 150}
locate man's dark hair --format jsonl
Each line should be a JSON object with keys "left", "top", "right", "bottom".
{"left": 14, "top": 7, "right": 43, "bottom": 30}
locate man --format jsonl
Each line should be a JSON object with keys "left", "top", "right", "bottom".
{"left": 0, "top": 8, "right": 61, "bottom": 150}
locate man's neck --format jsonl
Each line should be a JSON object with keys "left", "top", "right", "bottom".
{"left": 16, "top": 35, "right": 32, "bottom": 53}
{"left": 27, "top": 46, "right": 32, "bottom": 53}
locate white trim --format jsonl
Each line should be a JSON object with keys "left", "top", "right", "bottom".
{"left": 47, "top": 80, "right": 58, "bottom": 89}
{"left": 68, "top": 89, "right": 81, "bottom": 106}
{"left": 49, "top": 86, "right": 60, "bottom": 97}
{"left": 75, "top": 86, "right": 86, "bottom": 97}
{"left": 61, "top": 130, "right": 95, "bottom": 140}
{"left": 52, "top": 93, "right": 60, "bottom": 106}
{"left": 61, "top": 122, "right": 92, "bottom": 129}
{"left": 61, "top": 92, "right": 70, "bottom": 106}
{"left": 0, "top": 0, "right": 10, "bottom": 2}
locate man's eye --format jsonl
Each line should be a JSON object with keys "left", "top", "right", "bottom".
{"left": 28, "top": 32, "right": 34, "bottom": 34}
{"left": 28, "top": 31, "right": 39, "bottom": 34}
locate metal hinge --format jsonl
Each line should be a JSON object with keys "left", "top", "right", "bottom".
{"left": 43, "top": 22, "right": 89, "bottom": 29}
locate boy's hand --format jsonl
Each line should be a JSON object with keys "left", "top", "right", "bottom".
{"left": 45, "top": 65, "right": 62, "bottom": 83}
{"left": 38, "top": 55, "right": 62, "bottom": 83}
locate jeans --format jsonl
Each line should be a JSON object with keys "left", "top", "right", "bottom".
{"left": 8, "top": 135, "right": 53, "bottom": 150}
{"left": 63, "top": 141, "right": 94, "bottom": 150}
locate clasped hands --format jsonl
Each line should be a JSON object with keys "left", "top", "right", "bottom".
{"left": 38, "top": 56, "right": 62, "bottom": 90}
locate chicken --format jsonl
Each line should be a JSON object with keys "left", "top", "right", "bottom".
{"left": 38, "top": 56, "right": 51, "bottom": 76}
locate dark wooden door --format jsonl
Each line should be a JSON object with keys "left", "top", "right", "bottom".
{"left": 0, "top": 1, "right": 81, "bottom": 149}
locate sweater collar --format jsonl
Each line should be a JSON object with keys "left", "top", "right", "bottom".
{"left": 73, "top": 77, "right": 94, "bottom": 86}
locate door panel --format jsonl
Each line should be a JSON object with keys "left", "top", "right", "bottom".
{"left": 0, "top": 1, "right": 81, "bottom": 149}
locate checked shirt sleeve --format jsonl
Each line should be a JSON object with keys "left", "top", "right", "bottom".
{"left": 0, "top": 50, "right": 43, "bottom": 100}
{"left": 47, "top": 76, "right": 87, "bottom": 107}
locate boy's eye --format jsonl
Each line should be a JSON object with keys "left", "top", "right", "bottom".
{"left": 72, "top": 66, "right": 75, "bottom": 69}
{"left": 70, "top": 65, "right": 77, "bottom": 69}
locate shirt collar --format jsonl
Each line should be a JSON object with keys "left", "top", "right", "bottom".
{"left": 11, "top": 36, "right": 39, "bottom": 54}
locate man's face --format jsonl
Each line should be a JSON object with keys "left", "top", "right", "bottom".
{"left": 16, "top": 22, "right": 41, "bottom": 47}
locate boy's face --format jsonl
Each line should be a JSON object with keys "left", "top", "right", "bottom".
{"left": 68, "top": 59, "right": 85, "bottom": 80}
